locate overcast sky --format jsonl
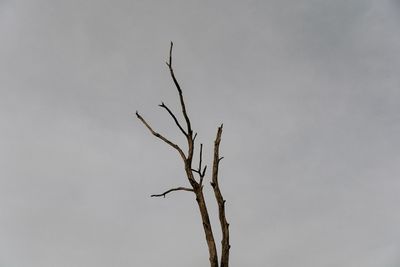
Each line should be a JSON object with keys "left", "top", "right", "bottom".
{"left": 1, "top": 1, "right": 400, "bottom": 266}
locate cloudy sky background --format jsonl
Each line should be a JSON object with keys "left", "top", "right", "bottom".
{"left": 1, "top": 0, "right": 400, "bottom": 266}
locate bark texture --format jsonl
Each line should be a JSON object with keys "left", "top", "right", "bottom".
{"left": 136, "top": 42, "right": 230, "bottom": 267}
{"left": 211, "top": 125, "right": 230, "bottom": 267}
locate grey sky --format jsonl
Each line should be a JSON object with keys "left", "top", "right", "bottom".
{"left": 1, "top": 0, "right": 400, "bottom": 266}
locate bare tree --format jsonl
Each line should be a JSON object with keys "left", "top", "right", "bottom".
{"left": 136, "top": 42, "right": 230, "bottom": 267}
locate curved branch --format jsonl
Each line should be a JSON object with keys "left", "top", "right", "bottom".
{"left": 151, "top": 186, "right": 194, "bottom": 198}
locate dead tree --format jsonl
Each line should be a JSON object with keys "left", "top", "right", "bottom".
{"left": 136, "top": 42, "right": 230, "bottom": 267}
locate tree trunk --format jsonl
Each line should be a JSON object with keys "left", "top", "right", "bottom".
{"left": 195, "top": 189, "right": 219, "bottom": 267}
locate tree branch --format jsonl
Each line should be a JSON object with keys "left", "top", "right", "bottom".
{"left": 166, "top": 42, "right": 192, "bottom": 136}
{"left": 198, "top": 143, "right": 203, "bottom": 172}
{"left": 191, "top": 143, "right": 208, "bottom": 186}
{"left": 200, "top": 165, "right": 207, "bottom": 186}
{"left": 151, "top": 186, "right": 194, "bottom": 198}
{"left": 159, "top": 102, "right": 187, "bottom": 136}
{"left": 211, "top": 124, "right": 230, "bottom": 267}
{"left": 136, "top": 111, "right": 186, "bottom": 161}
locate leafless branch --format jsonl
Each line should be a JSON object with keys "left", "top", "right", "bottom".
{"left": 191, "top": 143, "right": 208, "bottom": 186}
{"left": 199, "top": 165, "right": 207, "bottom": 186}
{"left": 211, "top": 124, "right": 230, "bottom": 267}
{"left": 159, "top": 102, "right": 187, "bottom": 136}
{"left": 198, "top": 143, "right": 203, "bottom": 171}
{"left": 166, "top": 42, "right": 192, "bottom": 135}
{"left": 201, "top": 165, "right": 207, "bottom": 177}
{"left": 136, "top": 111, "right": 186, "bottom": 161}
{"left": 151, "top": 186, "right": 194, "bottom": 198}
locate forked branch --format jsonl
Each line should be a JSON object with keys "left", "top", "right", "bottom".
{"left": 192, "top": 143, "right": 207, "bottom": 186}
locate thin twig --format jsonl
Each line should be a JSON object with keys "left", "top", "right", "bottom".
{"left": 151, "top": 186, "right": 194, "bottom": 198}
{"left": 198, "top": 143, "right": 203, "bottom": 172}
{"left": 199, "top": 165, "right": 207, "bottom": 186}
{"left": 159, "top": 102, "right": 187, "bottom": 136}
{"left": 201, "top": 165, "right": 207, "bottom": 177}
{"left": 191, "top": 143, "right": 208, "bottom": 186}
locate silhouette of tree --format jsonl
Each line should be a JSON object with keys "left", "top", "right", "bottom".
{"left": 136, "top": 42, "right": 230, "bottom": 267}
